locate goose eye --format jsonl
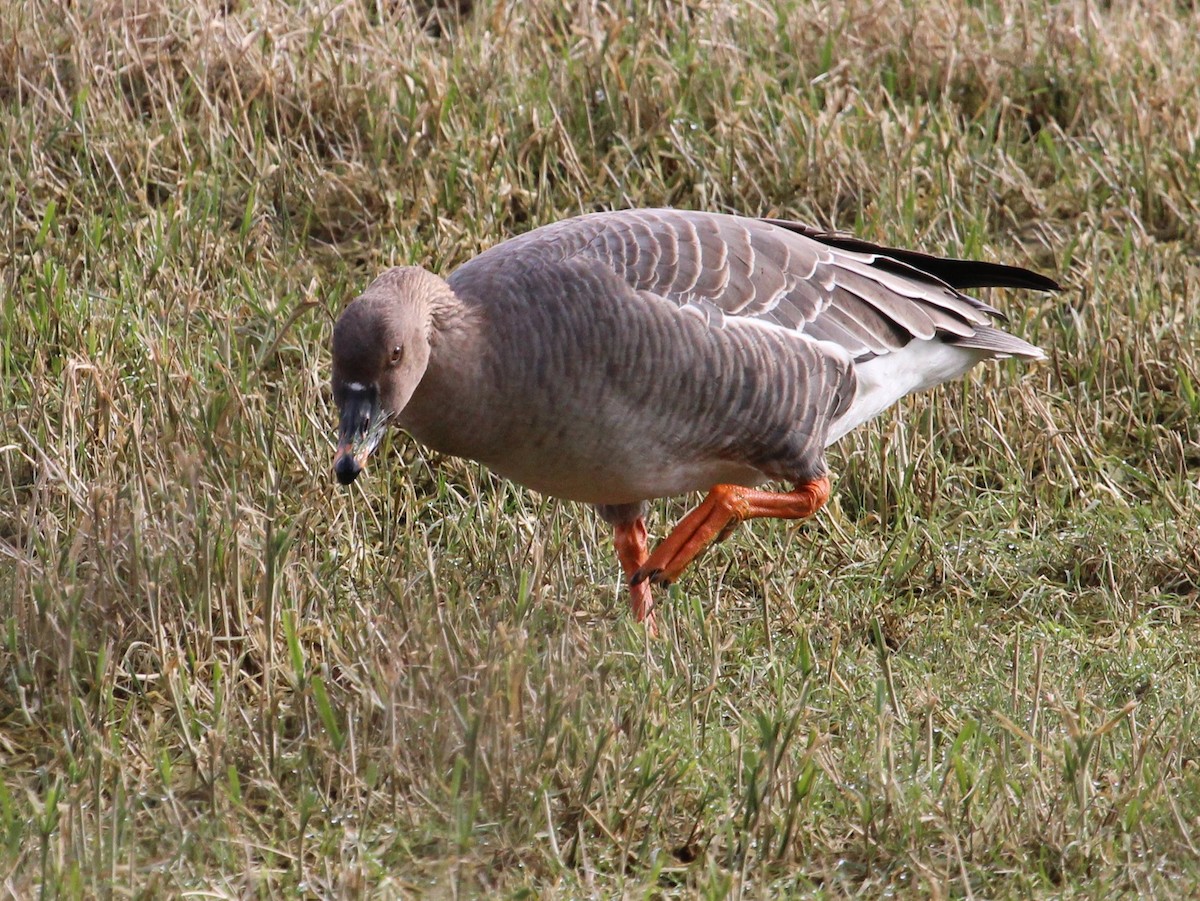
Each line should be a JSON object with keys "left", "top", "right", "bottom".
{"left": 389, "top": 345, "right": 403, "bottom": 366}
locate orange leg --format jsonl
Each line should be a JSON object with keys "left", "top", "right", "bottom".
{"left": 632, "top": 475, "right": 832, "bottom": 588}
{"left": 613, "top": 517, "right": 657, "bottom": 635}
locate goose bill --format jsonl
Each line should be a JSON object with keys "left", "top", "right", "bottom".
{"left": 334, "top": 385, "right": 385, "bottom": 485}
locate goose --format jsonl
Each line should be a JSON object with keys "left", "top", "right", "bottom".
{"left": 331, "top": 209, "right": 1057, "bottom": 630}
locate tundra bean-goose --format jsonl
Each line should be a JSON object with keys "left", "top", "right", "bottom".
{"left": 331, "top": 209, "right": 1057, "bottom": 630}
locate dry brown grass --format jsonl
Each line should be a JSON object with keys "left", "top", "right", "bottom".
{"left": 2, "top": 0, "right": 1199, "bottom": 896}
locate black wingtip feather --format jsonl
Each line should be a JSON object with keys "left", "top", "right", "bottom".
{"left": 760, "top": 219, "right": 1062, "bottom": 293}
{"left": 872, "top": 253, "right": 1063, "bottom": 292}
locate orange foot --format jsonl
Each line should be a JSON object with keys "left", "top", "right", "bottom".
{"left": 631, "top": 476, "right": 832, "bottom": 588}
{"left": 613, "top": 516, "right": 657, "bottom": 635}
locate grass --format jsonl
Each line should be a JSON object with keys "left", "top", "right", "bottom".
{"left": 2, "top": 0, "right": 1199, "bottom": 895}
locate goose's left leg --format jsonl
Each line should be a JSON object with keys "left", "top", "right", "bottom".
{"left": 613, "top": 518, "right": 656, "bottom": 633}
{"left": 632, "top": 475, "right": 831, "bottom": 588}
{"left": 597, "top": 503, "right": 657, "bottom": 633}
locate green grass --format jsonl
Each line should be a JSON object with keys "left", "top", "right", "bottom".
{"left": 2, "top": 0, "right": 1199, "bottom": 896}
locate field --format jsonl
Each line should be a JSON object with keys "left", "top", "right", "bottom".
{"left": 3, "top": 0, "right": 1200, "bottom": 896}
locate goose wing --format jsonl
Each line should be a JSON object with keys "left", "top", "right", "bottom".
{"left": 494, "top": 208, "right": 1052, "bottom": 361}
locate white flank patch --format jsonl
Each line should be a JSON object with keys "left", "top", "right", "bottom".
{"left": 826, "top": 340, "right": 990, "bottom": 446}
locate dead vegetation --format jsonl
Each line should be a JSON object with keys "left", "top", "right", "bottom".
{"left": 2, "top": 0, "right": 1199, "bottom": 896}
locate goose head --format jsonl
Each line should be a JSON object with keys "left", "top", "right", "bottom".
{"left": 330, "top": 267, "right": 441, "bottom": 485}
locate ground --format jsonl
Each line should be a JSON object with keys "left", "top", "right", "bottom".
{"left": 2, "top": 0, "right": 1199, "bottom": 896}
